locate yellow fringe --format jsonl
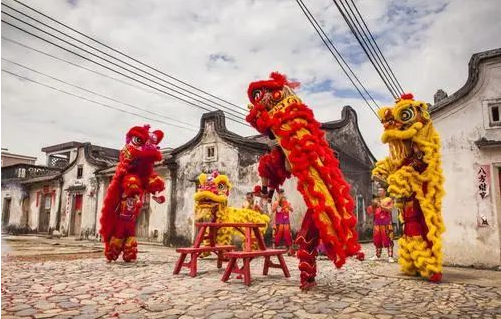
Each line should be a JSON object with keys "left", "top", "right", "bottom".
{"left": 373, "top": 98, "right": 445, "bottom": 279}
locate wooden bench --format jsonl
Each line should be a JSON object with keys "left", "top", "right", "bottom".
{"left": 222, "top": 249, "right": 291, "bottom": 286}
{"left": 173, "top": 245, "right": 235, "bottom": 277}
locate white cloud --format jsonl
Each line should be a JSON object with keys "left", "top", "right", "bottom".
{"left": 1, "top": 0, "right": 500, "bottom": 164}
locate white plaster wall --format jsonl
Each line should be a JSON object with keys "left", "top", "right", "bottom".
{"left": 148, "top": 168, "right": 171, "bottom": 242}
{"left": 50, "top": 185, "right": 61, "bottom": 229}
{"left": 433, "top": 59, "right": 501, "bottom": 267}
{"left": 60, "top": 148, "right": 100, "bottom": 236}
{"left": 1, "top": 184, "right": 24, "bottom": 226}
{"left": 26, "top": 181, "right": 60, "bottom": 231}
{"left": 95, "top": 177, "right": 110, "bottom": 235}
{"left": 27, "top": 188, "right": 39, "bottom": 230}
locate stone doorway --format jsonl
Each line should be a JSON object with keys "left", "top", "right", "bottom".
{"left": 2, "top": 197, "right": 11, "bottom": 229}
{"left": 38, "top": 195, "right": 51, "bottom": 233}
{"left": 135, "top": 196, "right": 150, "bottom": 239}
{"left": 70, "top": 194, "right": 83, "bottom": 236}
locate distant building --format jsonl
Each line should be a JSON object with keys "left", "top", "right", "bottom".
{"left": 431, "top": 48, "right": 501, "bottom": 268}
{"left": 1, "top": 151, "right": 37, "bottom": 167}
{"left": 1, "top": 142, "right": 118, "bottom": 235}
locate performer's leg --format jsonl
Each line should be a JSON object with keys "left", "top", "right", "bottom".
{"left": 283, "top": 224, "right": 294, "bottom": 255}
{"left": 372, "top": 226, "right": 383, "bottom": 260}
{"left": 275, "top": 224, "right": 284, "bottom": 247}
{"left": 296, "top": 209, "right": 319, "bottom": 290}
{"left": 122, "top": 221, "right": 138, "bottom": 262}
{"left": 123, "top": 237, "right": 138, "bottom": 262}
{"left": 105, "top": 221, "right": 127, "bottom": 262}
{"left": 409, "top": 236, "right": 441, "bottom": 281}
{"left": 397, "top": 236, "right": 417, "bottom": 276}
{"left": 386, "top": 225, "right": 395, "bottom": 261}
{"left": 105, "top": 237, "right": 123, "bottom": 262}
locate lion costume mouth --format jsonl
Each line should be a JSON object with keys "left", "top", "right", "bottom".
{"left": 194, "top": 191, "right": 226, "bottom": 207}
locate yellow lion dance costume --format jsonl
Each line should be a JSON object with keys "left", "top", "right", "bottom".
{"left": 194, "top": 170, "right": 270, "bottom": 249}
{"left": 372, "top": 93, "right": 445, "bottom": 282}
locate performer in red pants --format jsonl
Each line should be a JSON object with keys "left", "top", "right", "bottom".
{"left": 272, "top": 189, "right": 295, "bottom": 256}
{"left": 366, "top": 187, "right": 395, "bottom": 262}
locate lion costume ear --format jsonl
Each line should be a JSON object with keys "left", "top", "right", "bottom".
{"left": 198, "top": 173, "right": 207, "bottom": 185}
{"left": 152, "top": 130, "right": 164, "bottom": 144}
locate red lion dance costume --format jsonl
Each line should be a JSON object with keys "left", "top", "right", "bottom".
{"left": 246, "top": 72, "right": 362, "bottom": 290}
{"left": 99, "top": 125, "right": 166, "bottom": 262}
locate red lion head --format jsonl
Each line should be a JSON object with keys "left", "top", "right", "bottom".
{"left": 246, "top": 72, "right": 300, "bottom": 136}
{"left": 121, "top": 125, "right": 164, "bottom": 162}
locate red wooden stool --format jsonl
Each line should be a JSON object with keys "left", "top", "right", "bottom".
{"left": 222, "top": 249, "right": 290, "bottom": 285}
{"left": 173, "top": 245, "right": 235, "bottom": 277}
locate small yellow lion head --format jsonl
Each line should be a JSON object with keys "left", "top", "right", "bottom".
{"left": 378, "top": 93, "right": 431, "bottom": 144}
{"left": 194, "top": 170, "right": 231, "bottom": 210}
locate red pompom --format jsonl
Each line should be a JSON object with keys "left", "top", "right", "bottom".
{"left": 400, "top": 93, "right": 414, "bottom": 100}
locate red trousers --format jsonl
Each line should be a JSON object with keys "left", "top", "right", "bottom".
{"left": 274, "top": 223, "right": 292, "bottom": 246}
{"left": 373, "top": 224, "right": 394, "bottom": 248}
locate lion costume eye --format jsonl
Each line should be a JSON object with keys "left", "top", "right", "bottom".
{"left": 131, "top": 136, "right": 144, "bottom": 146}
{"left": 272, "top": 90, "right": 282, "bottom": 101}
{"left": 399, "top": 108, "right": 415, "bottom": 122}
{"left": 252, "top": 89, "right": 263, "bottom": 102}
{"left": 217, "top": 183, "right": 227, "bottom": 192}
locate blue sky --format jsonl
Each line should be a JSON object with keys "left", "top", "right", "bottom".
{"left": 2, "top": 0, "right": 501, "bottom": 163}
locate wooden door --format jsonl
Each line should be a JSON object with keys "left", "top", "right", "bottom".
{"left": 38, "top": 195, "right": 51, "bottom": 233}
{"left": 70, "top": 194, "right": 83, "bottom": 236}
{"left": 135, "top": 197, "right": 150, "bottom": 239}
{"left": 2, "top": 198, "right": 11, "bottom": 228}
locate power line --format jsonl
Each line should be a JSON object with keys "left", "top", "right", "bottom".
{"left": 2, "top": 2, "right": 249, "bottom": 119}
{"left": 338, "top": 0, "right": 403, "bottom": 96}
{"left": 295, "top": 0, "right": 379, "bottom": 119}
{"left": 2, "top": 68, "right": 198, "bottom": 132}
{"left": 332, "top": 0, "right": 399, "bottom": 98}
{"left": 337, "top": 0, "right": 401, "bottom": 97}
{"left": 2, "top": 36, "right": 163, "bottom": 97}
{"left": 297, "top": 0, "right": 379, "bottom": 109}
{"left": 1, "top": 19, "right": 250, "bottom": 127}
{"left": 10, "top": 0, "right": 246, "bottom": 113}
{"left": 348, "top": 0, "right": 404, "bottom": 94}
{"left": 1, "top": 11, "right": 249, "bottom": 125}
{"left": 2, "top": 57, "right": 198, "bottom": 131}
{"left": 10, "top": 0, "right": 245, "bottom": 112}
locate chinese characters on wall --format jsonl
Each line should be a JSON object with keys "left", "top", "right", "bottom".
{"left": 476, "top": 164, "right": 490, "bottom": 227}
{"left": 477, "top": 165, "right": 490, "bottom": 199}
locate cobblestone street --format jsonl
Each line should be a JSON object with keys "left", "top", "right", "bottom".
{"left": 1, "top": 236, "right": 500, "bottom": 319}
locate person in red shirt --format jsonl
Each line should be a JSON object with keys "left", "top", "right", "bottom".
{"left": 366, "top": 187, "right": 395, "bottom": 262}
{"left": 272, "top": 189, "right": 295, "bottom": 256}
